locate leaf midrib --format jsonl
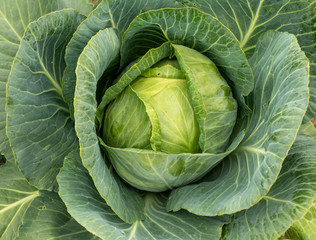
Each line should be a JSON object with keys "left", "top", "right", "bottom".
{"left": 37, "top": 54, "right": 63, "bottom": 97}
{"left": 127, "top": 221, "right": 138, "bottom": 240}
{"left": 240, "top": 0, "right": 264, "bottom": 48}
{"left": 0, "top": 191, "right": 39, "bottom": 214}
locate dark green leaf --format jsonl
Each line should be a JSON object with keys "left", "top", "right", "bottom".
{"left": 63, "top": 0, "right": 181, "bottom": 113}
{"left": 0, "top": 0, "right": 95, "bottom": 161}
{"left": 179, "top": 0, "right": 316, "bottom": 121}
{"left": 0, "top": 161, "right": 38, "bottom": 240}
{"left": 284, "top": 198, "right": 316, "bottom": 240}
{"left": 6, "top": 9, "right": 85, "bottom": 191}
{"left": 222, "top": 123, "right": 316, "bottom": 240}
{"left": 17, "top": 191, "right": 99, "bottom": 240}
{"left": 0, "top": 0, "right": 56, "bottom": 162}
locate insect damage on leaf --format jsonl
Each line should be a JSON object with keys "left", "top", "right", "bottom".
{"left": 0, "top": 154, "right": 6, "bottom": 166}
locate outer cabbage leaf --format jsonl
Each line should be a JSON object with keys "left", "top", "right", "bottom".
{"left": 121, "top": 7, "right": 254, "bottom": 116}
{"left": 283, "top": 122, "right": 316, "bottom": 240}
{"left": 63, "top": 0, "right": 182, "bottom": 113}
{"left": 0, "top": 0, "right": 94, "bottom": 161}
{"left": 0, "top": 161, "right": 38, "bottom": 240}
{"left": 0, "top": 158, "right": 97, "bottom": 240}
{"left": 17, "top": 191, "right": 99, "bottom": 240}
{"left": 0, "top": 0, "right": 56, "bottom": 162}
{"left": 56, "top": 0, "right": 94, "bottom": 16}
{"left": 6, "top": 9, "right": 84, "bottom": 191}
{"left": 178, "top": 0, "right": 316, "bottom": 121}
{"left": 74, "top": 28, "right": 145, "bottom": 223}
{"left": 58, "top": 148, "right": 229, "bottom": 240}
{"left": 167, "top": 31, "right": 309, "bottom": 216}
{"left": 222, "top": 123, "right": 316, "bottom": 240}
{"left": 285, "top": 199, "right": 316, "bottom": 240}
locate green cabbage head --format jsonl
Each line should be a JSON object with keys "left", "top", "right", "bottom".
{"left": 101, "top": 45, "right": 238, "bottom": 191}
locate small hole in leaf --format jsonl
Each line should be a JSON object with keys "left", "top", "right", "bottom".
{"left": 39, "top": 205, "right": 46, "bottom": 210}
{"left": 0, "top": 154, "right": 6, "bottom": 166}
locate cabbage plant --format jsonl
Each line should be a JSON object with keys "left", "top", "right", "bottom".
{"left": 0, "top": 0, "right": 316, "bottom": 239}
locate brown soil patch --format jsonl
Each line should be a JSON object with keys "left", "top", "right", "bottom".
{"left": 312, "top": 118, "right": 316, "bottom": 128}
